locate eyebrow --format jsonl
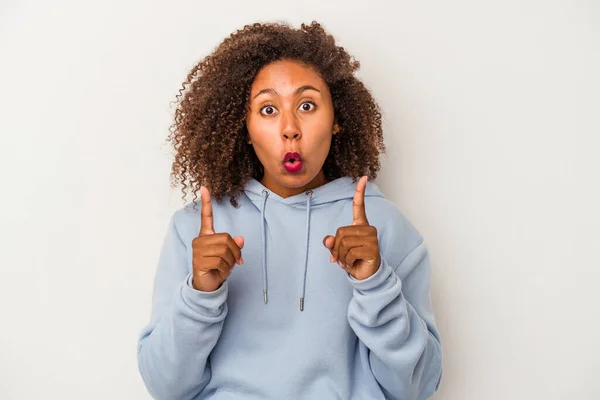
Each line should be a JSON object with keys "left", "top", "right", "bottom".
{"left": 252, "top": 85, "right": 321, "bottom": 100}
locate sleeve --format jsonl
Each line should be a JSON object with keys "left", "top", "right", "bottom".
{"left": 346, "top": 229, "right": 443, "bottom": 400}
{"left": 137, "top": 212, "right": 228, "bottom": 400}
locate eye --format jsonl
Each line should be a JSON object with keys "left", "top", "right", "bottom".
{"left": 260, "top": 105, "right": 278, "bottom": 116}
{"left": 299, "top": 101, "right": 316, "bottom": 112}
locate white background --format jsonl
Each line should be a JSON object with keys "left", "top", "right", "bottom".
{"left": 1, "top": 0, "right": 599, "bottom": 399}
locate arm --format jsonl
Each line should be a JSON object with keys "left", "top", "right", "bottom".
{"left": 347, "top": 240, "right": 443, "bottom": 400}
{"left": 137, "top": 213, "right": 228, "bottom": 400}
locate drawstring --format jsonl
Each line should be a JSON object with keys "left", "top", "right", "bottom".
{"left": 259, "top": 188, "right": 313, "bottom": 312}
{"left": 300, "top": 190, "right": 313, "bottom": 311}
{"left": 260, "top": 189, "right": 269, "bottom": 304}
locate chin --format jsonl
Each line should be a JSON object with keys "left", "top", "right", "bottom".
{"left": 276, "top": 170, "right": 315, "bottom": 188}
{"left": 280, "top": 175, "right": 312, "bottom": 188}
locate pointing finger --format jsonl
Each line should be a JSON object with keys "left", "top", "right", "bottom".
{"left": 199, "top": 186, "right": 215, "bottom": 235}
{"left": 352, "top": 176, "right": 369, "bottom": 225}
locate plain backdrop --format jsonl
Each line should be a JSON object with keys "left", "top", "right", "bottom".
{"left": 1, "top": 0, "right": 599, "bottom": 399}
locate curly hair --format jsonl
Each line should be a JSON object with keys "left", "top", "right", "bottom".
{"left": 168, "top": 21, "right": 385, "bottom": 207}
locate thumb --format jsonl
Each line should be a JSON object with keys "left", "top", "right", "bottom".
{"left": 233, "top": 236, "right": 245, "bottom": 249}
{"left": 322, "top": 235, "right": 334, "bottom": 249}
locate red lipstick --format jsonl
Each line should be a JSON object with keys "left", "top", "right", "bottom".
{"left": 283, "top": 152, "right": 303, "bottom": 173}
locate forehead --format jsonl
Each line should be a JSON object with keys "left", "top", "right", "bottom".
{"left": 250, "top": 59, "right": 326, "bottom": 93}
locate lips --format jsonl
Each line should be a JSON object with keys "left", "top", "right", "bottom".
{"left": 283, "top": 152, "right": 303, "bottom": 173}
{"left": 284, "top": 152, "right": 302, "bottom": 163}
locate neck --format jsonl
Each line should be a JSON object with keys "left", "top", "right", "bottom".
{"left": 261, "top": 169, "right": 328, "bottom": 199}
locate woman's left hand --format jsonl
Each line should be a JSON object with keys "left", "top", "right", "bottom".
{"left": 323, "top": 176, "right": 381, "bottom": 281}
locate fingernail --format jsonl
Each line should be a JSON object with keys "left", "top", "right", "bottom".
{"left": 239, "top": 257, "right": 244, "bottom": 264}
{"left": 330, "top": 254, "right": 334, "bottom": 263}
{"left": 337, "top": 261, "right": 344, "bottom": 268}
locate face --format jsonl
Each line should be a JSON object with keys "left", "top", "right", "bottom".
{"left": 246, "top": 59, "right": 339, "bottom": 198}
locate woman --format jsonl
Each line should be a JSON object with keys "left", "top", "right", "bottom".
{"left": 137, "top": 21, "right": 442, "bottom": 400}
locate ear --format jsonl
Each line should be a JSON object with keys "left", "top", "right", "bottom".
{"left": 333, "top": 122, "right": 340, "bottom": 135}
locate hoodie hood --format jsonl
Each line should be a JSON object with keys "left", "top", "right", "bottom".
{"left": 243, "top": 176, "right": 385, "bottom": 207}
{"left": 242, "top": 177, "right": 386, "bottom": 311}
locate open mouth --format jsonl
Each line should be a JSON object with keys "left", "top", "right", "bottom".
{"left": 284, "top": 152, "right": 302, "bottom": 163}
{"left": 283, "top": 152, "right": 303, "bottom": 173}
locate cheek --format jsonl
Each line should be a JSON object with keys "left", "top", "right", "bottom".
{"left": 247, "top": 119, "right": 270, "bottom": 145}
{"left": 306, "top": 133, "right": 333, "bottom": 166}
{"left": 314, "top": 123, "right": 334, "bottom": 149}
{"left": 247, "top": 124, "right": 281, "bottom": 161}
{"left": 317, "top": 133, "right": 333, "bottom": 152}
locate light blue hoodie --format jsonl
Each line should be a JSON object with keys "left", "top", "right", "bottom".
{"left": 137, "top": 177, "right": 442, "bottom": 400}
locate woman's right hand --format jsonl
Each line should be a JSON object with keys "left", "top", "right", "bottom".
{"left": 191, "top": 186, "right": 244, "bottom": 292}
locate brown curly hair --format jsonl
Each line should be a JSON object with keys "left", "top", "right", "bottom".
{"left": 168, "top": 21, "right": 385, "bottom": 207}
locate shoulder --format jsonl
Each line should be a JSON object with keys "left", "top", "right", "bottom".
{"left": 365, "top": 196, "right": 425, "bottom": 269}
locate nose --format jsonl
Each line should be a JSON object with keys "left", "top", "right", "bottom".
{"left": 283, "top": 131, "right": 300, "bottom": 140}
{"left": 281, "top": 110, "right": 302, "bottom": 140}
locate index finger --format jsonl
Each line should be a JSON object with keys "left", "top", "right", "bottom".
{"left": 352, "top": 176, "right": 369, "bottom": 225}
{"left": 199, "top": 186, "right": 215, "bottom": 235}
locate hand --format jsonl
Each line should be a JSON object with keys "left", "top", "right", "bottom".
{"left": 323, "top": 176, "right": 381, "bottom": 281}
{"left": 191, "top": 186, "right": 245, "bottom": 292}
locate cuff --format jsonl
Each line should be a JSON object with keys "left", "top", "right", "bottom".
{"left": 347, "top": 256, "right": 398, "bottom": 293}
{"left": 180, "top": 272, "right": 228, "bottom": 317}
